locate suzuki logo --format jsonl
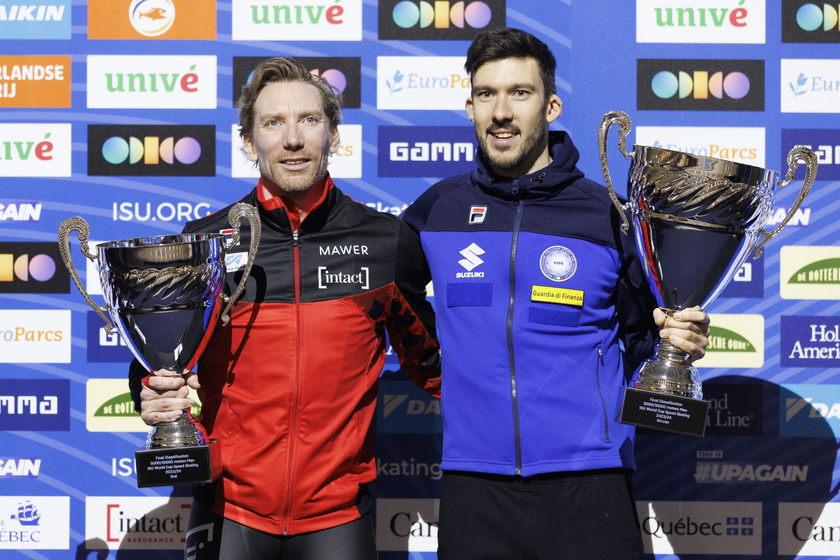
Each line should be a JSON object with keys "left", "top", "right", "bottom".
{"left": 458, "top": 243, "right": 484, "bottom": 271}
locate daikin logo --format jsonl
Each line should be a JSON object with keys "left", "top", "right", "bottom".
{"left": 0, "top": 4, "right": 65, "bottom": 20}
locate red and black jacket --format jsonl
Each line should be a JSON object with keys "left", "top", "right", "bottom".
{"left": 130, "top": 177, "right": 440, "bottom": 535}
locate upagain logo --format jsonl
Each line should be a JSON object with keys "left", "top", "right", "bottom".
{"left": 781, "top": 245, "right": 840, "bottom": 300}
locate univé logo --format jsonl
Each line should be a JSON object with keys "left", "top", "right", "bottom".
{"left": 637, "top": 59, "right": 764, "bottom": 111}
{"left": 783, "top": 0, "right": 840, "bottom": 43}
{"left": 379, "top": 0, "right": 505, "bottom": 40}
{"left": 88, "top": 125, "right": 215, "bottom": 177}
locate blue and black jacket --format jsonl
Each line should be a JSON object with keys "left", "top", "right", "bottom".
{"left": 402, "top": 130, "right": 659, "bottom": 476}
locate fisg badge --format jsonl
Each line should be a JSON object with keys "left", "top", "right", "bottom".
{"left": 540, "top": 246, "right": 576, "bottom": 282}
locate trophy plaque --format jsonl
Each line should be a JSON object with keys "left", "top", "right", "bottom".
{"left": 598, "top": 110, "right": 817, "bottom": 436}
{"left": 59, "top": 203, "right": 261, "bottom": 486}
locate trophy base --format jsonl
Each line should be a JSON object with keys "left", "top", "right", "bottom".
{"left": 134, "top": 439, "right": 222, "bottom": 488}
{"left": 619, "top": 387, "right": 709, "bottom": 437}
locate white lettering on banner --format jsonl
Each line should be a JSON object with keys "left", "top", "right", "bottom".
{"left": 389, "top": 142, "right": 473, "bottom": 162}
{"left": 0, "top": 203, "right": 41, "bottom": 221}
{"left": 0, "top": 395, "right": 57, "bottom": 414}
{"left": 0, "top": 5, "right": 65, "bottom": 21}
{"left": 0, "top": 64, "right": 65, "bottom": 80}
{"left": 319, "top": 245, "right": 369, "bottom": 256}
{"left": 0, "top": 459, "right": 40, "bottom": 477}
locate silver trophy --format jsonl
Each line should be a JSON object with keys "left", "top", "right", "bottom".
{"left": 598, "top": 110, "right": 817, "bottom": 436}
{"left": 58, "top": 203, "right": 261, "bottom": 486}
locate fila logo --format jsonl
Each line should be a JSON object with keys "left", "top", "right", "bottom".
{"left": 468, "top": 206, "right": 487, "bottom": 224}
{"left": 458, "top": 243, "right": 484, "bottom": 271}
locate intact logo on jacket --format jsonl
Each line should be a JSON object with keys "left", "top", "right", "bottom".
{"left": 318, "top": 266, "right": 370, "bottom": 290}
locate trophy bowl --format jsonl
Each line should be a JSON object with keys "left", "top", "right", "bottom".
{"left": 598, "top": 111, "right": 817, "bottom": 436}
{"left": 58, "top": 202, "right": 261, "bottom": 485}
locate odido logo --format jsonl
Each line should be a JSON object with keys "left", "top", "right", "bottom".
{"left": 783, "top": 0, "right": 840, "bottom": 43}
{"left": 637, "top": 59, "right": 764, "bottom": 111}
{"left": 379, "top": 0, "right": 505, "bottom": 40}
{"left": 0, "top": 242, "right": 68, "bottom": 294}
{"left": 232, "top": 57, "right": 361, "bottom": 108}
{"left": 87, "top": 124, "right": 215, "bottom": 176}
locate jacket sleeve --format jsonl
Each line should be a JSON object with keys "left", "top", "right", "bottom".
{"left": 386, "top": 219, "right": 441, "bottom": 397}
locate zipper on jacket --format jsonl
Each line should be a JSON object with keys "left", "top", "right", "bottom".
{"left": 507, "top": 189, "right": 524, "bottom": 475}
{"left": 596, "top": 347, "right": 609, "bottom": 442}
{"left": 283, "top": 228, "right": 303, "bottom": 534}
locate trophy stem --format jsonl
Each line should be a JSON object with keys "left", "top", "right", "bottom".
{"left": 633, "top": 339, "right": 704, "bottom": 400}
{"left": 145, "top": 410, "right": 205, "bottom": 449}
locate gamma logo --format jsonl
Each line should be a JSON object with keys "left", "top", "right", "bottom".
{"left": 783, "top": 0, "right": 840, "bottom": 43}
{"left": 637, "top": 59, "right": 764, "bottom": 111}
{"left": 378, "top": 0, "right": 505, "bottom": 40}
{"left": 87, "top": 124, "right": 215, "bottom": 176}
{"left": 232, "top": 56, "right": 361, "bottom": 109}
{"left": 782, "top": 128, "right": 840, "bottom": 180}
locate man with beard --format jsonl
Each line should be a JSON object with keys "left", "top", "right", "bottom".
{"left": 130, "top": 57, "right": 441, "bottom": 559}
{"left": 402, "top": 28, "right": 710, "bottom": 559}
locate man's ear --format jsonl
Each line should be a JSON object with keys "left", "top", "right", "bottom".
{"left": 546, "top": 94, "right": 562, "bottom": 124}
{"left": 465, "top": 96, "right": 475, "bottom": 123}
{"left": 243, "top": 137, "right": 258, "bottom": 162}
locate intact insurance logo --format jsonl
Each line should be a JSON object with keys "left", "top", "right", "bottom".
{"left": 700, "top": 314, "right": 764, "bottom": 369}
{"left": 0, "top": 309, "right": 71, "bottom": 364}
{"left": 377, "top": 56, "right": 469, "bottom": 110}
{"left": 638, "top": 501, "right": 761, "bottom": 556}
{"left": 0, "top": 123, "right": 70, "bottom": 177}
{"left": 379, "top": 126, "right": 476, "bottom": 177}
{"left": 378, "top": 0, "right": 505, "bottom": 40}
{"left": 637, "top": 59, "right": 764, "bottom": 111}
{"left": 232, "top": 56, "right": 361, "bottom": 108}
{"left": 782, "top": 58, "right": 840, "bottom": 113}
{"left": 88, "top": 124, "right": 215, "bottom": 176}
{"left": 0, "top": 0, "right": 71, "bottom": 39}
{"left": 87, "top": 55, "right": 217, "bottom": 109}
{"left": 783, "top": 128, "right": 840, "bottom": 180}
{"left": 0, "top": 242, "right": 68, "bottom": 294}
{"left": 0, "top": 496, "right": 70, "bottom": 550}
{"left": 0, "top": 55, "right": 70, "bottom": 108}
{"left": 781, "top": 384, "right": 840, "bottom": 437}
{"left": 783, "top": 0, "right": 840, "bottom": 43}
{"left": 780, "top": 245, "right": 840, "bottom": 300}
{"left": 87, "top": 0, "right": 215, "bottom": 39}
{"left": 636, "top": 0, "right": 765, "bottom": 44}
{"left": 232, "top": 0, "right": 361, "bottom": 41}
{"left": 0, "top": 379, "right": 70, "bottom": 431}
{"left": 85, "top": 496, "right": 192, "bottom": 551}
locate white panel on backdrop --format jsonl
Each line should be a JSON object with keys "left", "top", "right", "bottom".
{"left": 0, "top": 496, "right": 70, "bottom": 550}
{"left": 781, "top": 59, "right": 840, "bottom": 114}
{"left": 0, "top": 123, "right": 71, "bottom": 177}
{"left": 635, "top": 126, "right": 766, "bottom": 167}
{"left": 376, "top": 57, "right": 470, "bottom": 110}
{"left": 86, "top": 55, "right": 218, "bottom": 109}
{"left": 231, "top": 0, "right": 362, "bottom": 41}
{"left": 636, "top": 0, "right": 766, "bottom": 44}
{"left": 0, "top": 309, "right": 71, "bottom": 363}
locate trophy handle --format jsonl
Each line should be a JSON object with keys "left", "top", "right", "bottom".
{"left": 752, "top": 145, "right": 818, "bottom": 258}
{"left": 598, "top": 111, "right": 635, "bottom": 233}
{"left": 58, "top": 217, "right": 116, "bottom": 333}
{"left": 219, "top": 203, "right": 262, "bottom": 325}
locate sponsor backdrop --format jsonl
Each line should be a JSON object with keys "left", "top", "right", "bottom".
{"left": 0, "top": 0, "right": 838, "bottom": 558}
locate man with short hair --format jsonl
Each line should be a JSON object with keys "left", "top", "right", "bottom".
{"left": 131, "top": 57, "right": 441, "bottom": 560}
{"left": 403, "top": 28, "right": 710, "bottom": 559}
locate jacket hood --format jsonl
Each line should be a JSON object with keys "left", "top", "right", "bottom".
{"left": 471, "top": 130, "right": 586, "bottom": 200}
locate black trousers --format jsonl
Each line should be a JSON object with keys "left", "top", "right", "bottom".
{"left": 184, "top": 498, "right": 378, "bottom": 560}
{"left": 437, "top": 469, "right": 644, "bottom": 560}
